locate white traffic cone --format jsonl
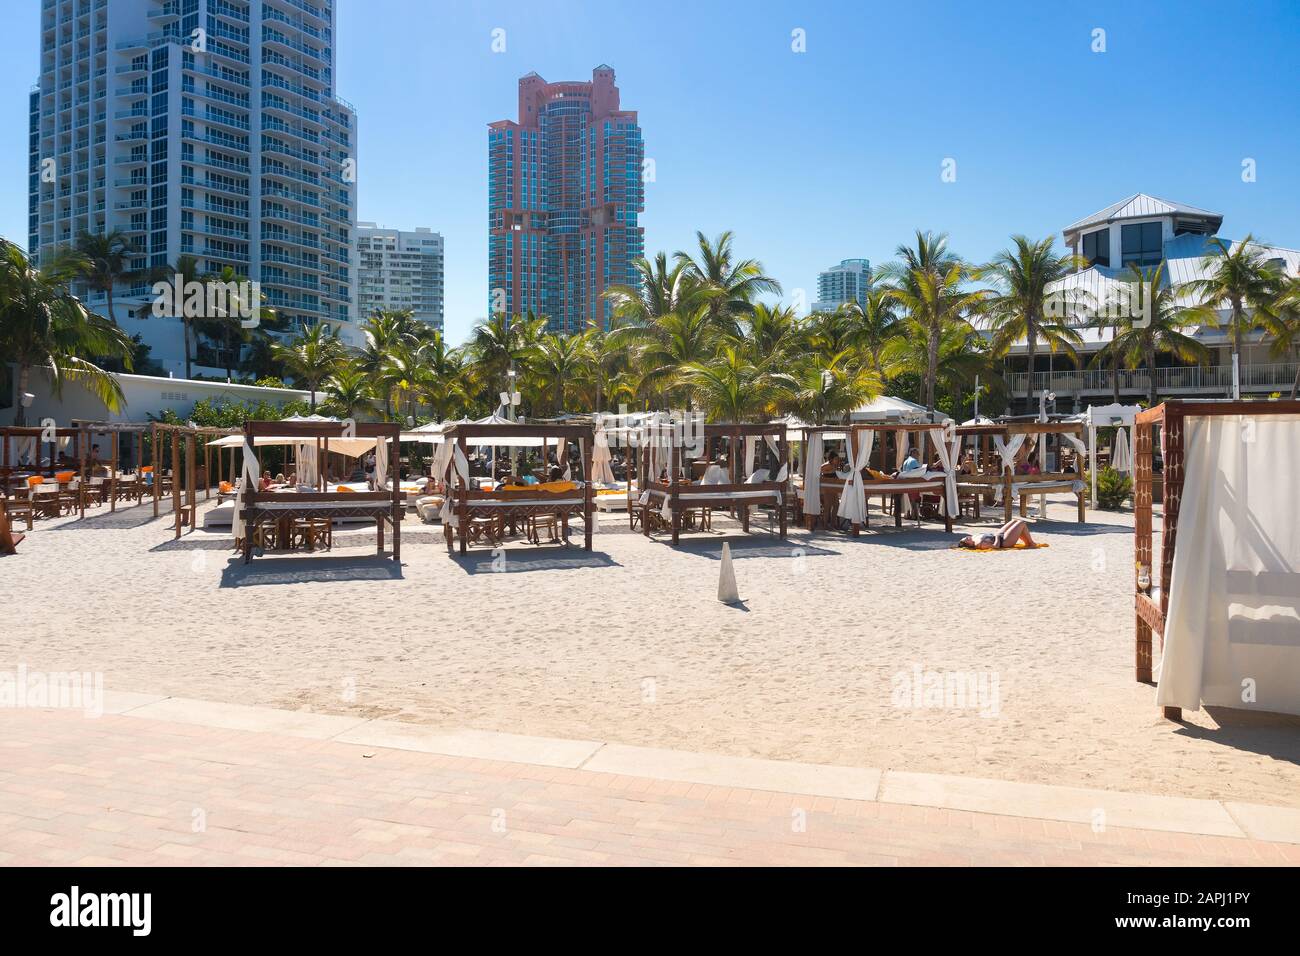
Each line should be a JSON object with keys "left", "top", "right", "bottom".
{"left": 717, "top": 542, "right": 740, "bottom": 604}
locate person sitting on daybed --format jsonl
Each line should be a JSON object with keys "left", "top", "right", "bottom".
{"left": 957, "top": 517, "right": 1037, "bottom": 551}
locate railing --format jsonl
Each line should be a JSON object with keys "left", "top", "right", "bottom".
{"left": 1005, "top": 363, "right": 1299, "bottom": 396}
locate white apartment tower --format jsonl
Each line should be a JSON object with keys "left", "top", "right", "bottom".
{"left": 355, "top": 223, "right": 445, "bottom": 332}
{"left": 813, "top": 258, "right": 871, "bottom": 312}
{"left": 29, "top": 0, "right": 358, "bottom": 376}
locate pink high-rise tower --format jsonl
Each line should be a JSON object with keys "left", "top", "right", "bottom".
{"left": 488, "top": 66, "right": 645, "bottom": 333}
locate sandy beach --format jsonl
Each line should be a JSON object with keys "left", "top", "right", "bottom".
{"left": 4, "top": 495, "right": 1298, "bottom": 809}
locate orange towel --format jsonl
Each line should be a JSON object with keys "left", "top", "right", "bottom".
{"left": 951, "top": 540, "right": 1050, "bottom": 552}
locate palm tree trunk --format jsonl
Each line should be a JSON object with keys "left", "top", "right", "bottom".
{"left": 14, "top": 365, "right": 30, "bottom": 427}
{"left": 1025, "top": 333, "right": 1038, "bottom": 411}
{"left": 926, "top": 324, "right": 940, "bottom": 412}
{"left": 1232, "top": 300, "right": 1244, "bottom": 396}
{"left": 105, "top": 287, "right": 115, "bottom": 325}
{"left": 1147, "top": 346, "right": 1158, "bottom": 407}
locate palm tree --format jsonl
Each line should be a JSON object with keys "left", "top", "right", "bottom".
{"left": 321, "top": 364, "right": 374, "bottom": 419}
{"left": 1180, "top": 235, "right": 1286, "bottom": 393}
{"left": 603, "top": 253, "right": 698, "bottom": 326}
{"left": 529, "top": 331, "right": 591, "bottom": 415}
{"left": 774, "top": 349, "right": 882, "bottom": 425}
{"left": 357, "top": 310, "right": 418, "bottom": 417}
{"left": 673, "top": 231, "right": 781, "bottom": 335}
{"left": 733, "top": 302, "right": 803, "bottom": 366}
{"left": 880, "top": 232, "right": 989, "bottom": 412}
{"left": 72, "top": 229, "right": 136, "bottom": 326}
{"left": 880, "top": 317, "right": 1005, "bottom": 417}
{"left": 467, "top": 311, "right": 540, "bottom": 406}
{"left": 1097, "top": 263, "right": 1211, "bottom": 406}
{"left": 681, "top": 346, "right": 780, "bottom": 422}
{"left": 271, "top": 322, "right": 347, "bottom": 411}
{"left": 1267, "top": 277, "right": 1300, "bottom": 398}
{"left": 416, "top": 330, "right": 471, "bottom": 421}
{"left": 839, "top": 287, "right": 902, "bottom": 374}
{"left": 150, "top": 253, "right": 205, "bottom": 379}
{"left": 608, "top": 304, "right": 720, "bottom": 407}
{"left": 0, "top": 238, "right": 134, "bottom": 425}
{"left": 977, "top": 235, "right": 1091, "bottom": 407}
{"left": 197, "top": 264, "right": 275, "bottom": 381}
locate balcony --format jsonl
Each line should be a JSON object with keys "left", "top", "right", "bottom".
{"left": 1005, "top": 363, "right": 1300, "bottom": 398}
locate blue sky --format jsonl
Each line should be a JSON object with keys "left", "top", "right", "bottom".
{"left": 4, "top": 0, "right": 1298, "bottom": 344}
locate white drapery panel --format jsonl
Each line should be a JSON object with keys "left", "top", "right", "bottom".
{"left": 804, "top": 433, "right": 824, "bottom": 517}
{"left": 592, "top": 428, "right": 616, "bottom": 483}
{"left": 991, "top": 433, "right": 1028, "bottom": 503}
{"left": 295, "top": 441, "right": 318, "bottom": 488}
{"left": 837, "top": 429, "right": 874, "bottom": 524}
{"left": 373, "top": 437, "right": 388, "bottom": 490}
{"left": 933, "top": 426, "right": 961, "bottom": 516}
{"left": 1157, "top": 414, "right": 1300, "bottom": 716}
{"left": 744, "top": 436, "right": 758, "bottom": 479}
{"left": 231, "top": 439, "right": 260, "bottom": 543}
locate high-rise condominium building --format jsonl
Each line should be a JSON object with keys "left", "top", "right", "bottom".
{"left": 29, "top": 0, "right": 358, "bottom": 377}
{"left": 813, "top": 258, "right": 871, "bottom": 312}
{"left": 355, "top": 223, "right": 445, "bottom": 332}
{"left": 488, "top": 65, "right": 644, "bottom": 333}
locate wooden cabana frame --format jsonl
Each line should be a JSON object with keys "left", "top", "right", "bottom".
{"left": 955, "top": 420, "right": 1087, "bottom": 523}
{"left": 239, "top": 420, "right": 403, "bottom": 563}
{"left": 70, "top": 420, "right": 150, "bottom": 514}
{"left": 637, "top": 421, "right": 789, "bottom": 545}
{"left": 1133, "top": 399, "right": 1300, "bottom": 720}
{"left": 847, "top": 422, "right": 955, "bottom": 533}
{"left": 442, "top": 421, "right": 596, "bottom": 554}
{"left": 0, "top": 424, "right": 90, "bottom": 520}
{"left": 145, "top": 423, "right": 240, "bottom": 538}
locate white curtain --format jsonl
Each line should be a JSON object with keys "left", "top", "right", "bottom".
{"left": 837, "top": 429, "right": 874, "bottom": 524}
{"left": 933, "top": 426, "right": 961, "bottom": 516}
{"left": 374, "top": 437, "right": 388, "bottom": 490}
{"left": 992, "top": 433, "right": 1028, "bottom": 503}
{"left": 804, "top": 432, "right": 824, "bottom": 517}
{"left": 295, "top": 441, "right": 318, "bottom": 488}
{"left": 1157, "top": 414, "right": 1300, "bottom": 715}
{"left": 231, "top": 439, "right": 260, "bottom": 544}
{"left": 744, "top": 436, "right": 758, "bottom": 479}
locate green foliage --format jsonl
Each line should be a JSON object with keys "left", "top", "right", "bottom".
{"left": 153, "top": 396, "right": 311, "bottom": 429}
{"left": 1092, "top": 466, "right": 1133, "bottom": 510}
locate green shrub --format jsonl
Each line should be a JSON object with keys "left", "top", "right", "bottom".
{"left": 1093, "top": 466, "right": 1133, "bottom": 510}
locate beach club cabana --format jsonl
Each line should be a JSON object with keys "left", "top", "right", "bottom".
{"left": 1133, "top": 400, "right": 1300, "bottom": 721}
{"left": 636, "top": 420, "right": 789, "bottom": 544}
{"left": 438, "top": 420, "right": 595, "bottom": 553}
{"left": 233, "top": 419, "right": 402, "bottom": 563}
{"left": 956, "top": 419, "right": 1088, "bottom": 523}
{"left": 0, "top": 424, "right": 92, "bottom": 522}
{"left": 1081, "top": 403, "right": 1142, "bottom": 505}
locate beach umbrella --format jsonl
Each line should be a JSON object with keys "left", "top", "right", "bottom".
{"left": 592, "top": 428, "right": 616, "bottom": 484}
{"left": 1112, "top": 428, "right": 1132, "bottom": 474}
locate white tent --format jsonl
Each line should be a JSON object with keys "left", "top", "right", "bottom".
{"left": 850, "top": 395, "right": 950, "bottom": 424}
{"left": 1082, "top": 403, "right": 1142, "bottom": 505}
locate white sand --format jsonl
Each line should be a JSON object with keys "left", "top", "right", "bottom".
{"left": 4, "top": 494, "right": 1298, "bottom": 808}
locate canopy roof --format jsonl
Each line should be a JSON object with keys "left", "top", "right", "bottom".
{"left": 849, "top": 395, "right": 951, "bottom": 424}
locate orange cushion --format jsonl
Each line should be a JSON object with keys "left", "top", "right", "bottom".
{"left": 140, "top": 466, "right": 154, "bottom": 474}
{"left": 27, "top": 476, "right": 43, "bottom": 487}
{"left": 55, "top": 471, "right": 75, "bottom": 483}
{"left": 337, "top": 485, "right": 355, "bottom": 493}
{"left": 218, "top": 481, "right": 233, "bottom": 493}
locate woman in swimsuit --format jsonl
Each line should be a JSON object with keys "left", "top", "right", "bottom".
{"left": 957, "top": 518, "right": 1037, "bottom": 551}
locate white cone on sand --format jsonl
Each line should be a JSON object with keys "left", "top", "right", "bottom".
{"left": 717, "top": 543, "right": 740, "bottom": 604}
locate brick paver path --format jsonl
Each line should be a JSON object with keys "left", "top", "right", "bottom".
{"left": 2, "top": 709, "right": 1296, "bottom": 866}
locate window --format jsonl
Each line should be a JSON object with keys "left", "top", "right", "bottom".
{"left": 1081, "top": 228, "right": 1109, "bottom": 267}
{"left": 1121, "top": 222, "right": 1163, "bottom": 267}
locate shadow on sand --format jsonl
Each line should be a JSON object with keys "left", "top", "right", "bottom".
{"left": 448, "top": 545, "right": 620, "bottom": 575}
{"left": 220, "top": 554, "right": 404, "bottom": 587}
{"left": 1169, "top": 707, "right": 1300, "bottom": 768}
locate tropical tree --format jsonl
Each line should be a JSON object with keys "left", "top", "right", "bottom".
{"left": 1268, "top": 277, "right": 1300, "bottom": 398}
{"left": 271, "top": 321, "right": 347, "bottom": 411}
{"left": 320, "top": 364, "right": 375, "bottom": 419}
{"left": 977, "top": 235, "right": 1091, "bottom": 406}
{"left": 1096, "top": 263, "right": 1211, "bottom": 406}
{"left": 839, "top": 287, "right": 902, "bottom": 374}
{"left": 732, "top": 301, "right": 803, "bottom": 366}
{"left": 673, "top": 230, "right": 780, "bottom": 335}
{"left": 196, "top": 264, "right": 276, "bottom": 381}
{"left": 71, "top": 229, "right": 136, "bottom": 326}
{"left": 528, "top": 331, "right": 591, "bottom": 415}
{"left": 467, "top": 310, "right": 542, "bottom": 406}
{"left": 607, "top": 304, "right": 720, "bottom": 407}
{"left": 880, "top": 317, "right": 1004, "bottom": 417}
{"left": 0, "top": 238, "right": 134, "bottom": 425}
{"left": 681, "top": 345, "right": 781, "bottom": 422}
{"left": 774, "top": 349, "right": 882, "bottom": 425}
{"left": 880, "top": 231, "right": 989, "bottom": 412}
{"left": 149, "top": 253, "right": 205, "bottom": 379}
{"left": 604, "top": 253, "right": 698, "bottom": 326}
{"left": 1180, "top": 235, "right": 1286, "bottom": 390}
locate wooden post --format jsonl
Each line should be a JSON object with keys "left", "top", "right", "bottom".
{"left": 186, "top": 433, "right": 197, "bottom": 529}
{"left": 109, "top": 430, "right": 119, "bottom": 512}
{"left": 391, "top": 432, "right": 401, "bottom": 561}
{"left": 151, "top": 423, "right": 160, "bottom": 516}
{"left": 670, "top": 439, "right": 680, "bottom": 545}
{"left": 583, "top": 430, "right": 593, "bottom": 551}
{"left": 171, "top": 430, "right": 183, "bottom": 539}
{"left": 203, "top": 433, "right": 211, "bottom": 500}
{"left": 778, "top": 432, "right": 788, "bottom": 539}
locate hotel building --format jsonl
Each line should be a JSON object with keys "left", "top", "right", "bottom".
{"left": 355, "top": 223, "right": 445, "bottom": 332}
{"left": 29, "top": 0, "right": 359, "bottom": 376}
{"left": 488, "top": 66, "right": 644, "bottom": 333}
{"left": 813, "top": 258, "right": 871, "bottom": 313}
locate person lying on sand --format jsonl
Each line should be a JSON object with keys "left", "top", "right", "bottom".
{"left": 957, "top": 517, "right": 1037, "bottom": 551}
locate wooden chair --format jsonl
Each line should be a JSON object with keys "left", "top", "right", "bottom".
{"left": 2, "top": 496, "right": 33, "bottom": 533}
{"left": 292, "top": 516, "right": 333, "bottom": 552}
{"left": 526, "top": 512, "right": 559, "bottom": 544}
{"left": 466, "top": 514, "right": 505, "bottom": 547}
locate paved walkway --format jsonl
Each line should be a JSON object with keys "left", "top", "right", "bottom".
{"left": 2, "top": 702, "right": 1298, "bottom": 866}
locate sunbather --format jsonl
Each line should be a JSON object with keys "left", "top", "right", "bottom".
{"left": 957, "top": 518, "right": 1037, "bottom": 551}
